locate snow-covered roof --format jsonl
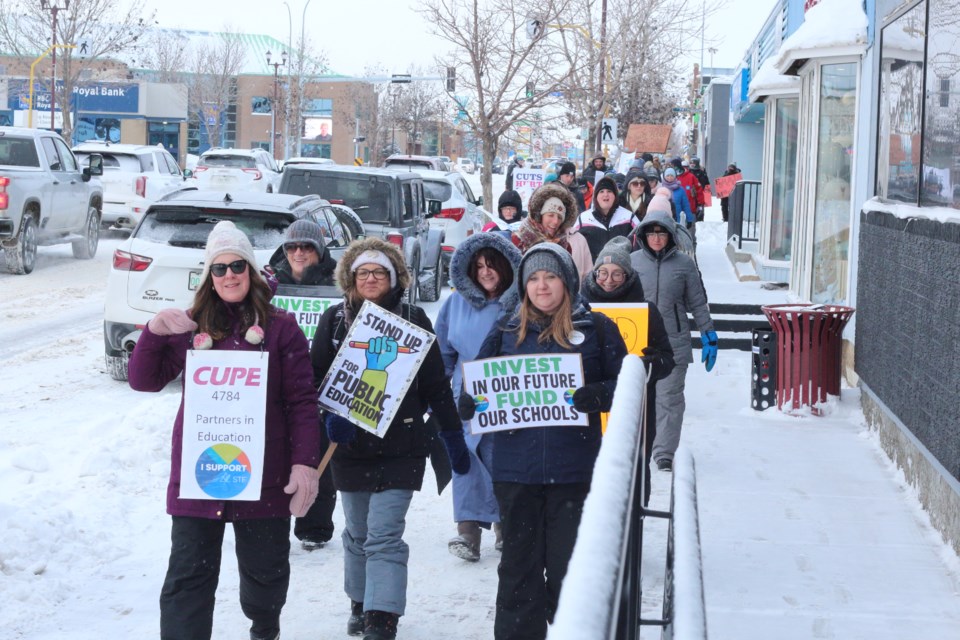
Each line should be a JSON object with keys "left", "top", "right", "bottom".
{"left": 774, "top": 0, "right": 868, "bottom": 75}
{"left": 749, "top": 57, "right": 800, "bottom": 102}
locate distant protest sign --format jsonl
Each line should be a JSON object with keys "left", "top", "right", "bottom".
{"left": 512, "top": 168, "right": 545, "bottom": 208}
{"left": 317, "top": 300, "right": 434, "bottom": 437}
{"left": 181, "top": 350, "right": 268, "bottom": 501}
{"left": 715, "top": 173, "right": 743, "bottom": 198}
{"left": 461, "top": 353, "right": 587, "bottom": 434}
{"left": 589, "top": 303, "right": 650, "bottom": 357}
{"left": 271, "top": 294, "right": 339, "bottom": 347}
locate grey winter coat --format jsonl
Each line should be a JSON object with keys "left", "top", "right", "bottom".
{"left": 629, "top": 210, "right": 713, "bottom": 365}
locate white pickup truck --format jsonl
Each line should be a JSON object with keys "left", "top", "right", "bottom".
{"left": 0, "top": 126, "right": 104, "bottom": 274}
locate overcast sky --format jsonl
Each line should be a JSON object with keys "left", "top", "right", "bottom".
{"left": 149, "top": 0, "right": 780, "bottom": 77}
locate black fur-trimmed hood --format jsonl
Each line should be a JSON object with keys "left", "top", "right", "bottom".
{"left": 449, "top": 232, "right": 522, "bottom": 310}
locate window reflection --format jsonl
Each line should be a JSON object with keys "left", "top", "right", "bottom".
{"left": 769, "top": 98, "right": 798, "bottom": 261}
{"left": 922, "top": 0, "right": 960, "bottom": 208}
{"left": 877, "top": 3, "right": 925, "bottom": 202}
{"left": 811, "top": 63, "right": 857, "bottom": 304}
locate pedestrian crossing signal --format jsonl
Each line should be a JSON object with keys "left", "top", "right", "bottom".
{"left": 446, "top": 67, "right": 456, "bottom": 92}
{"left": 525, "top": 81, "right": 534, "bottom": 102}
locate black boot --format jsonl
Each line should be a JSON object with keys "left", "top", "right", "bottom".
{"left": 362, "top": 610, "right": 399, "bottom": 640}
{"left": 348, "top": 600, "right": 364, "bottom": 636}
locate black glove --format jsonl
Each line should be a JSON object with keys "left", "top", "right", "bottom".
{"left": 571, "top": 383, "right": 611, "bottom": 414}
{"left": 439, "top": 429, "right": 471, "bottom": 474}
{"left": 457, "top": 392, "right": 478, "bottom": 420}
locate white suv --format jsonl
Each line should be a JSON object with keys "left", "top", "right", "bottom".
{"left": 73, "top": 142, "right": 187, "bottom": 230}
{"left": 456, "top": 157, "right": 476, "bottom": 174}
{"left": 193, "top": 148, "right": 281, "bottom": 193}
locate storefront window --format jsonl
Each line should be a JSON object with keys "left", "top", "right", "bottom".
{"left": 811, "top": 63, "right": 857, "bottom": 303}
{"left": 769, "top": 98, "right": 798, "bottom": 261}
{"left": 922, "top": 0, "right": 960, "bottom": 208}
{"left": 877, "top": 2, "right": 925, "bottom": 202}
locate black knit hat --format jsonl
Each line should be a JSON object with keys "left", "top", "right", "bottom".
{"left": 558, "top": 162, "right": 576, "bottom": 177}
{"left": 595, "top": 175, "right": 619, "bottom": 199}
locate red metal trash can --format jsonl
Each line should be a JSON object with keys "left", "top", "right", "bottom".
{"left": 761, "top": 304, "right": 855, "bottom": 415}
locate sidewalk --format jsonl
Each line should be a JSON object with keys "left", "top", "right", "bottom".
{"left": 641, "top": 217, "right": 960, "bottom": 639}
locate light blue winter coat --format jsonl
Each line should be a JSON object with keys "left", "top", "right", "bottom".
{"left": 434, "top": 232, "right": 521, "bottom": 523}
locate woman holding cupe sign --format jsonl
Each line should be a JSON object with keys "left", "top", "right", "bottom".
{"left": 458, "top": 242, "right": 627, "bottom": 640}
{"left": 310, "top": 237, "right": 468, "bottom": 640}
{"left": 128, "top": 220, "right": 321, "bottom": 640}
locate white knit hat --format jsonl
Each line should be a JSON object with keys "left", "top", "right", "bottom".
{"left": 540, "top": 196, "right": 566, "bottom": 222}
{"left": 201, "top": 220, "right": 258, "bottom": 284}
{"left": 350, "top": 249, "right": 397, "bottom": 287}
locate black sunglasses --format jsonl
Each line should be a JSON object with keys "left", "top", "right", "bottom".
{"left": 284, "top": 242, "right": 317, "bottom": 253}
{"left": 210, "top": 259, "right": 248, "bottom": 278}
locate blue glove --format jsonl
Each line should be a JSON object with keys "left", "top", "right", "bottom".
{"left": 325, "top": 413, "right": 357, "bottom": 444}
{"left": 438, "top": 429, "right": 471, "bottom": 475}
{"left": 701, "top": 331, "right": 718, "bottom": 372}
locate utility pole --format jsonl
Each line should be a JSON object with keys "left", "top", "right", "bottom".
{"left": 41, "top": 0, "right": 69, "bottom": 131}
{"left": 595, "top": 0, "right": 608, "bottom": 154}
{"left": 266, "top": 50, "right": 287, "bottom": 159}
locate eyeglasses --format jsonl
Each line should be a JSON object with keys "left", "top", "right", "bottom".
{"left": 284, "top": 242, "right": 317, "bottom": 254}
{"left": 209, "top": 259, "right": 248, "bottom": 277}
{"left": 595, "top": 268, "right": 626, "bottom": 283}
{"left": 355, "top": 268, "right": 390, "bottom": 281}
{"left": 645, "top": 231, "right": 669, "bottom": 240}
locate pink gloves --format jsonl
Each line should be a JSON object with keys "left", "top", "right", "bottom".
{"left": 284, "top": 464, "right": 319, "bottom": 517}
{"left": 148, "top": 308, "right": 198, "bottom": 335}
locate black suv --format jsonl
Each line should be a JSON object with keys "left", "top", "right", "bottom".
{"left": 278, "top": 163, "right": 446, "bottom": 303}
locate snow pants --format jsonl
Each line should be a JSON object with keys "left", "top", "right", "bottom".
{"left": 340, "top": 489, "right": 414, "bottom": 615}
{"left": 452, "top": 427, "right": 499, "bottom": 526}
{"left": 651, "top": 363, "right": 688, "bottom": 464}
{"left": 493, "top": 482, "right": 590, "bottom": 640}
{"left": 159, "top": 515, "right": 290, "bottom": 640}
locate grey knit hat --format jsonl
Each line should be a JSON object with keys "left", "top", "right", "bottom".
{"left": 594, "top": 236, "right": 633, "bottom": 274}
{"left": 284, "top": 219, "right": 325, "bottom": 254}
{"left": 201, "top": 220, "right": 258, "bottom": 284}
{"left": 518, "top": 243, "right": 579, "bottom": 299}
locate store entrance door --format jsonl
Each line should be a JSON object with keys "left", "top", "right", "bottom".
{"left": 148, "top": 121, "right": 181, "bottom": 163}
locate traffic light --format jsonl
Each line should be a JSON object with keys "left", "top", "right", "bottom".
{"left": 525, "top": 81, "right": 534, "bottom": 102}
{"left": 446, "top": 67, "right": 456, "bottom": 92}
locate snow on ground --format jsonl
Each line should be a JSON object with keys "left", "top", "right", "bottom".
{"left": 2, "top": 177, "right": 960, "bottom": 639}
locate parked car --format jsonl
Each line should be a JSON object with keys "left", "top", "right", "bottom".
{"left": 73, "top": 141, "right": 190, "bottom": 231}
{"left": 491, "top": 157, "right": 504, "bottom": 174}
{"left": 281, "top": 156, "right": 335, "bottom": 169}
{"left": 383, "top": 154, "right": 447, "bottom": 172}
{"left": 418, "top": 169, "right": 488, "bottom": 276}
{"left": 438, "top": 155, "right": 453, "bottom": 171}
{"left": 0, "top": 126, "right": 103, "bottom": 274}
{"left": 277, "top": 163, "right": 445, "bottom": 302}
{"left": 192, "top": 148, "right": 282, "bottom": 193}
{"left": 456, "top": 157, "right": 476, "bottom": 174}
{"left": 102, "top": 191, "right": 354, "bottom": 380}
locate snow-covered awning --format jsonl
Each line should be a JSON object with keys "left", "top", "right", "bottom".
{"left": 774, "top": 0, "right": 868, "bottom": 75}
{"left": 748, "top": 57, "right": 801, "bottom": 103}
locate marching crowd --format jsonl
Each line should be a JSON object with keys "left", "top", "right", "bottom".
{"left": 129, "top": 152, "right": 721, "bottom": 640}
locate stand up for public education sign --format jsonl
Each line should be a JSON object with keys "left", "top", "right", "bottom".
{"left": 317, "top": 301, "right": 434, "bottom": 437}
{"left": 461, "top": 353, "right": 587, "bottom": 434}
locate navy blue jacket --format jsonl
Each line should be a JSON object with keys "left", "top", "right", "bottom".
{"left": 475, "top": 303, "right": 627, "bottom": 485}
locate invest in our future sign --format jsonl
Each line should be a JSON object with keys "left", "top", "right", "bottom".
{"left": 461, "top": 353, "right": 587, "bottom": 434}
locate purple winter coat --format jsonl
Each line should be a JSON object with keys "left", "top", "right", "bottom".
{"left": 128, "top": 308, "right": 321, "bottom": 520}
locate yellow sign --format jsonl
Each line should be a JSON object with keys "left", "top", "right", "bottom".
{"left": 353, "top": 157, "right": 363, "bottom": 166}
{"left": 590, "top": 302, "right": 650, "bottom": 434}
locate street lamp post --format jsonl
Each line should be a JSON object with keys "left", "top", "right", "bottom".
{"left": 40, "top": 0, "right": 69, "bottom": 131}
{"left": 266, "top": 50, "right": 287, "bottom": 159}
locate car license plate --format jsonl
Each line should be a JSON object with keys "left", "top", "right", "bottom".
{"left": 188, "top": 270, "right": 202, "bottom": 291}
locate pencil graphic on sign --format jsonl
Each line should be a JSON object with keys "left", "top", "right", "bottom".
{"left": 349, "top": 341, "right": 416, "bottom": 354}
